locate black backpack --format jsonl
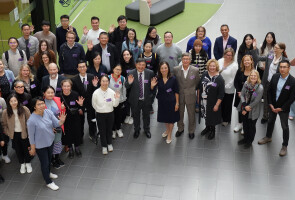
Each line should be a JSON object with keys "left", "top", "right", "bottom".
{"left": 4, "top": 49, "right": 24, "bottom": 63}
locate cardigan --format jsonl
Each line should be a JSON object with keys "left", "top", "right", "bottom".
{"left": 1, "top": 106, "right": 31, "bottom": 139}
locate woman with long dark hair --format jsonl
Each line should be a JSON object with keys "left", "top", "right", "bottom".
{"left": 87, "top": 52, "right": 108, "bottom": 81}
{"left": 33, "top": 40, "right": 56, "bottom": 70}
{"left": 120, "top": 49, "right": 136, "bottom": 78}
{"left": 36, "top": 51, "right": 54, "bottom": 83}
{"left": 237, "top": 34, "right": 258, "bottom": 67}
{"left": 122, "top": 28, "right": 143, "bottom": 62}
{"left": 143, "top": 26, "right": 162, "bottom": 52}
{"left": 140, "top": 41, "right": 159, "bottom": 75}
{"left": 189, "top": 39, "right": 209, "bottom": 77}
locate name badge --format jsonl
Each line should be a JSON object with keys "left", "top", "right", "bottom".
{"left": 56, "top": 87, "right": 61, "bottom": 92}
{"left": 106, "top": 98, "right": 112, "bottom": 102}
{"left": 126, "top": 70, "right": 130, "bottom": 74}
{"left": 212, "top": 83, "right": 217, "bottom": 87}
{"left": 124, "top": 37, "right": 126, "bottom": 41}
{"left": 106, "top": 53, "right": 111, "bottom": 57}
{"left": 114, "top": 84, "right": 120, "bottom": 88}
{"left": 253, "top": 92, "right": 257, "bottom": 97}
{"left": 166, "top": 88, "right": 172, "bottom": 93}
{"left": 18, "top": 58, "right": 24, "bottom": 61}
{"left": 70, "top": 101, "right": 76, "bottom": 105}
{"left": 134, "top": 48, "right": 139, "bottom": 53}
{"left": 101, "top": 73, "right": 105, "bottom": 76}
{"left": 226, "top": 45, "right": 231, "bottom": 48}
{"left": 72, "top": 54, "right": 78, "bottom": 58}
{"left": 30, "top": 84, "right": 36, "bottom": 89}
{"left": 268, "top": 55, "right": 274, "bottom": 59}
{"left": 84, "top": 81, "right": 89, "bottom": 85}
{"left": 0, "top": 105, "right": 2, "bottom": 109}
{"left": 285, "top": 85, "right": 290, "bottom": 90}
{"left": 195, "top": 64, "right": 199, "bottom": 68}
{"left": 203, "top": 43, "right": 207, "bottom": 47}
{"left": 169, "top": 56, "right": 174, "bottom": 60}
{"left": 9, "top": 79, "right": 13, "bottom": 82}
{"left": 23, "top": 100, "right": 28, "bottom": 105}
{"left": 144, "top": 80, "right": 149, "bottom": 84}
{"left": 27, "top": 43, "right": 31, "bottom": 48}
{"left": 56, "top": 110, "right": 60, "bottom": 114}
{"left": 190, "top": 75, "right": 195, "bottom": 80}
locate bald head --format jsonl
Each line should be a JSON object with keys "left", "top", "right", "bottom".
{"left": 48, "top": 63, "right": 58, "bottom": 78}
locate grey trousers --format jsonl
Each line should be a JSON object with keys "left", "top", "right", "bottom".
{"left": 177, "top": 103, "right": 196, "bottom": 134}
{"left": 262, "top": 81, "right": 270, "bottom": 120}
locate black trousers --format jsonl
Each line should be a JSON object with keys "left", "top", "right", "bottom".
{"left": 96, "top": 112, "right": 114, "bottom": 147}
{"left": 242, "top": 116, "right": 258, "bottom": 144}
{"left": 0, "top": 135, "right": 9, "bottom": 156}
{"left": 131, "top": 100, "right": 150, "bottom": 132}
{"left": 36, "top": 143, "right": 53, "bottom": 184}
{"left": 238, "top": 112, "right": 243, "bottom": 123}
{"left": 266, "top": 111, "right": 289, "bottom": 146}
{"left": 221, "top": 93, "right": 234, "bottom": 123}
{"left": 80, "top": 106, "right": 97, "bottom": 138}
{"left": 113, "top": 103, "right": 124, "bottom": 131}
{"left": 12, "top": 132, "right": 31, "bottom": 164}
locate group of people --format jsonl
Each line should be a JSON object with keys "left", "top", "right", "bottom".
{"left": 0, "top": 14, "right": 295, "bottom": 191}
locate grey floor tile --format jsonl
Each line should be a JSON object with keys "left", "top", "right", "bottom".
{"left": 128, "top": 182, "right": 146, "bottom": 195}
{"left": 144, "top": 184, "right": 164, "bottom": 197}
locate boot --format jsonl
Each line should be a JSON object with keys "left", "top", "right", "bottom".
{"left": 207, "top": 126, "right": 215, "bottom": 140}
{"left": 200, "top": 126, "right": 210, "bottom": 136}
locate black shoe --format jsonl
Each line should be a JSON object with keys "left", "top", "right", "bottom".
{"left": 244, "top": 143, "right": 252, "bottom": 149}
{"left": 0, "top": 175, "right": 4, "bottom": 183}
{"left": 68, "top": 148, "right": 74, "bottom": 159}
{"left": 200, "top": 127, "right": 210, "bottom": 136}
{"left": 53, "top": 161, "right": 61, "bottom": 169}
{"left": 133, "top": 131, "right": 140, "bottom": 138}
{"left": 175, "top": 130, "right": 184, "bottom": 137}
{"left": 75, "top": 148, "right": 82, "bottom": 157}
{"left": 261, "top": 118, "right": 268, "bottom": 124}
{"left": 57, "top": 158, "right": 65, "bottom": 166}
{"left": 145, "top": 131, "right": 151, "bottom": 138}
{"left": 189, "top": 133, "right": 195, "bottom": 139}
{"left": 238, "top": 139, "right": 246, "bottom": 145}
{"left": 207, "top": 126, "right": 215, "bottom": 140}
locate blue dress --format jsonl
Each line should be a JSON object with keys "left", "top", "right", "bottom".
{"left": 157, "top": 76, "right": 180, "bottom": 123}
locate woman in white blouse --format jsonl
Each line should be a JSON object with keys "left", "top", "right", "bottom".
{"left": 92, "top": 75, "right": 120, "bottom": 155}
{"left": 218, "top": 48, "right": 238, "bottom": 126}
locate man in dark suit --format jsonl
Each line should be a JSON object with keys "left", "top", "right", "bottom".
{"left": 213, "top": 24, "right": 237, "bottom": 60}
{"left": 174, "top": 53, "right": 200, "bottom": 139}
{"left": 125, "top": 58, "right": 156, "bottom": 138}
{"left": 41, "top": 63, "right": 65, "bottom": 93}
{"left": 258, "top": 60, "right": 295, "bottom": 156}
{"left": 86, "top": 32, "right": 119, "bottom": 73}
{"left": 71, "top": 60, "right": 98, "bottom": 141}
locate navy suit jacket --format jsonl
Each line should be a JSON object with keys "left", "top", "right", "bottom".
{"left": 41, "top": 75, "right": 66, "bottom": 94}
{"left": 213, "top": 36, "right": 237, "bottom": 60}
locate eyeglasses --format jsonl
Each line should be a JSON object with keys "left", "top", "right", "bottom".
{"left": 36, "top": 102, "right": 45, "bottom": 106}
{"left": 15, "top": 86, "right": 24, "bottom": 89}
{"left": 67, "top": 37, "right": 75, "bottom": 40}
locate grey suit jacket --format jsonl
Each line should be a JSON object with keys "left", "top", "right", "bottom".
{"left": 238, "top": 83, "right": 264, "bottom": 120}
{"left": 125, "top": 68, "right": 155, "bottom": 106}
{"left": 174, "top": 65, "right": 200, "bottom": 105}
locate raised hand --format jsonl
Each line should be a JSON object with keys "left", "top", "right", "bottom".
{"left": 87, "top": 40, "right": 93, "bottom": 51}
{"left": 59, "top": 111, "right": 67, "bottom": 122}
{"left": 61, "top": 102, "right": 65, "bottom": 110}
{"left": 128, "top": 74, "right": 134, "bottom": 84}
{"left": 138, "top": 40, "right": 142, "bottom": 48}
{"left": 83, "top": 26, "right": 89, "bottom": 35}
{"left": 114, "top": 90, "right": 121, "bottom": 99}
{"left": 151, "top": 77, "right": 158, "bottom": 88}
{"left": 109, "top": 24, "right": 115, "bottom": 33}
{"left": 76, "top": 96, "right": 85, "bottom": 106}
{"left": 92, "top": 76, "right": 99, "bottom": 87}
{"left": 252, "top": 38, "right": 257, "bottom": 49}
{"left": 68, "top": 25, "right": 74, "bottom": 32}
{"left": 30, "top": 25, "right": 34, "bottom": 33}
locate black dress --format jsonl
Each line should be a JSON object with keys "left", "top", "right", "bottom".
{"left": 57, "top": 91, "right": 82, "bottom": 146}
{"left": 234, "top": 68, "right": 249, "bottom": 107}
{"left": 157, "top": 76, "right": 180, "bottom": 123}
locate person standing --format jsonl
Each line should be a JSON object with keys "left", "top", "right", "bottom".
{"left": 87, "top": 52, "right": 108, "bottom": 80}
{"left": 174, "top": 53, "right": 200, "bottom": 139}
{"left": 81, "top": 16, "right": 105, "bottom": 45}
{"left": 189, "top": 39, "right": 208, "bottom": 77}
{"left": 0, "top": 97, "right": 10, "bottom": 164}
{"left": 237, "top": 34, "right": 258, "bottom": 67}
{"left": 12, "top": 80, "right": 33, "bottom": 111}
{"left": 122, "top": 28, "right": 143, "bottom": 62}
{"left": 34, "top": 20, "right": 57, "bottom": 54}
{"left": 92, "top": 75, "right": 120, "bottom": 154}
{"left": 41, "top": 63, "right": 66, "bottom": 94}
{"left": 125, "top": 58, "right": 156, "bottom": 138}
{"left": 140, "top": 41, "right": 159, "bottom": 75}
{"left": 0, "top": 123, "right": 6, "bottom": 183}
{"left": 198, "top": 59, "right": 225, "bottom": 140}
{"left": 258, "top": 60, "right": 295, "bottom": 156}
{"left": 213, "top": 24, "right": 237, "bottom": 60}
{"left": 154, "top": 62, "right": 180, "bottom": 143}
{"left": 33, "top": 40, "right": 56, "bottom": 73}
{"left": 156, "top": 31, "right": 182, "bottom": 73}
{"left": 0, "top": 60, "right": 15, "bottom": 100}
{"left": 142, "top": 26, "right": 162, "bottom": 52}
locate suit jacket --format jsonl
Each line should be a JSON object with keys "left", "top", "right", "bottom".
{"left": 174, "top": 65, "right": 200, "bottom": 105}
{"left": 41, "top": 74, "right": 66, "bottom": 94}
{"left": 71, "top": 73, "right": 97, "bottom": 109}
{"left": 125, "top": 68, "right": 155, "bottom": 106}
{"left": 267, "top": 73, "right": 295, "bottom": 112}
{"left": 213, "top": 36, "right": 237, "bottom": 60}
{"left": 86, "top": 43, "right": 119, "bottom": 72}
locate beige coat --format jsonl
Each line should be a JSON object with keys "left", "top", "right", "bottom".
{"left": 1, "top": 106, "right": 31, "bottom": 139}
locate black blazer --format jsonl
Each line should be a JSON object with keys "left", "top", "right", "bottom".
{"left": 213, "top": 36, "right": 237, "bottom": 60}
{"left": 71, "top": 73, "right": 97, "bottom": 109}
{"left": 86, "top": 43, "right": 120, "bottom": 72}
{"left": 41, "top": 75, "right": 66, "bottom": 94}
{"left": 109, "top": 27, "right": 129, "bottom": 53}
{"left": 267, "top": 73, "right": 295, "bottom": 112}
{"left": 13, "top": 78, "right": 41, "bottom": 98}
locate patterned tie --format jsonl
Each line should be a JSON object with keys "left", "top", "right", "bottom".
{"left": 25, "top": 39, "right": 30, "bottom": 58}
{"left": 139, "top": 73, "right": 143, "bottom": 99}
{"left": 83, "top": 77, "right": 87, "bottom": 91}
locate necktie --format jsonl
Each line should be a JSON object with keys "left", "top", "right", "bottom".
{"left": 25, "top": 39, "right": 30, "bottom": 58}
{"left": 83, "top": 77, "right": 87, "bottom": 91}
{"left": 139, "top": 73, "right": 143, "bottom": 99}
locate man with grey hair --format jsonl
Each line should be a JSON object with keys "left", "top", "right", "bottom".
{"left": 41, "top": 63, "right": 65, "bottom": 93}
{"left": 173, "top": 53, "right": 200, "bottom": 139}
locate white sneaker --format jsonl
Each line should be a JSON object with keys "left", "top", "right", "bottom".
{"left": 25, "top": 163, "right": 32, "bottom": 173}
{"left": 128, "top": 117, "right": 134, "bottom": 124}
{"left": 117, "top": 129, "right": 124, "bottom": 138}
{"left": 49, "top": 173, "right": 58, "bottom": 179}
{"left": 47, "top": 182, "right": 59, "bottom": 191}
{"left": 234, "top": 123, "right": 242, "bottom": 132}
{"left": 112, "top": 131, "right": 117, "bottom": 139}
{"left": 241, "top": 128, "right": 244, "bottom": 135}
{"left": 20, "top": 163, "right": 26, "bottom": 174}
{"left": 2, "top": 155, "right": 11, "bottom": 164}
{"left": 124, "top": 116, "right": 130, "bottom": 124}
{"left": 102, "top": 147, "right": 108, "bottom": 155}
{"left": 108, "top": 144, "right": 113, "bottom": 152}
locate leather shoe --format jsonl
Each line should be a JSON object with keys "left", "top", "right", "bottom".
{"left": 200, "top": 127, "right": 210, "bottom": 136}
{"left": 188, "top": 133, "right": 195, "bottom": 139}
{"left": 175, "top": 130, "right": 184, "bottom": 137}
{"left": 0, "top": 175, "right": 4, "bottom": 183}
{"left": 145, "top": 131, "right": 151, "bottom": 138}
{"left": 75, "top": 149, "right": 82, "bottom": 157}
{"left": 133, "top": 131, "right": 140, "bottom": 138}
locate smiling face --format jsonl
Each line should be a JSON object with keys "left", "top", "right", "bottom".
{"left": 77, "top": 62, "right": 87, "bottom": 75}
{"left": 123, "top": 50, "right": 132, "bottom": 63}
{"left": 61, "top": 81, "right": 71, "bottom": 94}
{"left": 113, "top": 65, "right": 122, "bottom": 76}
{"left": 197, "top": 27, "right": 205, "bottom": 39}
{"left": 144, "top": 43, "right": 152, "bottom": 53}
{"left": 42, "top": 54, "right": 49, "bottom": 65}
{"left": 164, "top": 33, "right": 173, "bottom": 45}
{"left": 279, "top": 62, "right": 290, "bottom": 77}
{"left": 100, "top": 76, "right": 109, "bottom": 88}
{"left": 208, "top": 62, "right": 217, "bottom": 73}
{"left": 128, "top": 30, "right": 135, "bottom": 41}
{"left": 194, "top": 44, "right": 202, "bottom": 54}
{"left": 266, "top": 33, "right": 273, "bottom": 45}
{"left": 182, "top": 56, "right": 191, "bottom": 67}
{"left": 99, "top": 34, "right": 108, "bottom": 45}
{"left": 14, "top": 82, "right": 25, "bottom": 94}
{"left": 243, "top": 56, "right": 252, "bottom": 69}
{"left": 118, "top": 19, "right": 127, "bottom": 30}
{"left": 273, "top": 44, "right": 283, "bottom": 55}
{"left": 0, "top": 60, "right": 4, "bottom": 72}
{"left": 9, "top": 97, "right": 18, "bottom": 109}
{"left": 91, "top": 19, "right": 100, "bottom": 30}
{"left": 8, "top": 38, "right": 18, "bottom": 50}
{"left": 40, "top": 41, "right": 48, "bottom": 52}
{"left": 249, "top": 71, "right": 258, "bottom": 84}
{"left": 34, "top": 100, "right": 46, "bottom": 113}
{"left": 21, "top": 66, "right": 30, "bottom": 78}
{"left": 66, "top": 33, "right": 75, "bottom": 46}
{"left": 160, "top": 63, "right": 169, "bottom": 77}
{"left": 220, "top": 26, "right": 229, "bottom": 38}
{"left": 136, "top": 61, "right": 146, "bottom": 73}
{"left": 224, "top": 51, "right": 233, "bottom": 62}
{"left": 245, "top": 36, "right": 253, "bottom": 48}
{"left": 149, "top": 28, "right": 157, "bottom": 39}
{"left": 48, "top": 64, "right": 58, "bottom": 78}
{"left": 22, "top": 25, "right": 31, "bottom": 37}
{"left": 93, "top": 54, "right": 102, "bottom": 65}
{"left": 44, "top": 88, "right": 55, "bottom": 100}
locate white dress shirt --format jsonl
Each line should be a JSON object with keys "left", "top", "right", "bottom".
{"left": 181, "top": 65, "right": 190, "bottom": 78}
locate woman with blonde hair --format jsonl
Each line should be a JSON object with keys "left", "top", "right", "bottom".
{"left": 15, "top": 64, "right": 40, "bottom": 98}
{"left": 237, "top": 70, "right": 263, "bottom": 148}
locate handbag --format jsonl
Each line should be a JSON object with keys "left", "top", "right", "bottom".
{"left": 61, "top": 94, "right": 79, "bottom": 115}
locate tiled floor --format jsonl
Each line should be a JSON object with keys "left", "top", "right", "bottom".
{"left": 1, "top": 0, "right": 295, "bottom": 199}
